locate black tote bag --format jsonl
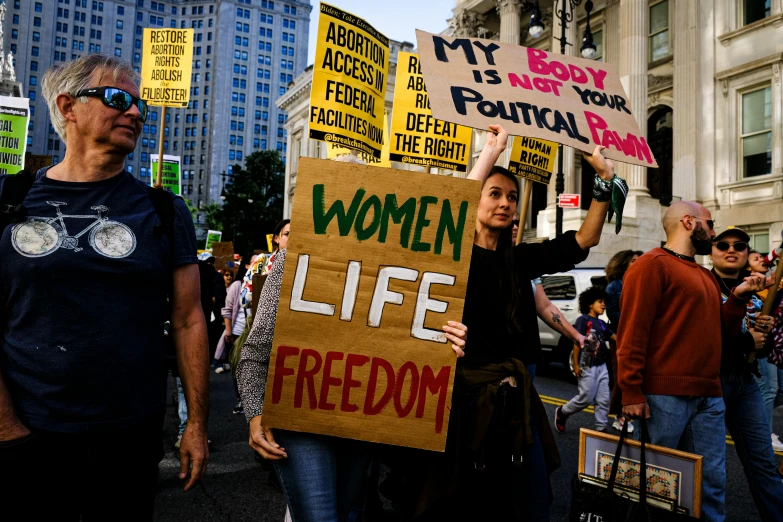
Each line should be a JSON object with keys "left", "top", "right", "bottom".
{"left": 569, "top": 419, "right": 697, "bottom": 522}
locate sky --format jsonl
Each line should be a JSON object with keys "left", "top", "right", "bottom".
{"left": 306, "top": 0, "right": 455, "bottom": 66}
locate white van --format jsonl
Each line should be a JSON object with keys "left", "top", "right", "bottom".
{"left": 536, "top": 268, "right": 608, "bottom": 366}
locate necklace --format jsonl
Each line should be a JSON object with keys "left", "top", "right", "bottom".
{"left": 714, "top": 272, "right": 739, "bottom": 297}
{"left": 662, "top": 245, "right": 695, "bottom": 263}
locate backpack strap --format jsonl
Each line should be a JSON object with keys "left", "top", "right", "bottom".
{"left": 0, "top": 170, "right": 37, "bottom": 232}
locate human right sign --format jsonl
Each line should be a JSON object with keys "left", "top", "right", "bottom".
{"left": 415, "top": 30, "right": 657, "bottom": 168}
{"left": 262, "top": 158, "right": 479, "bottom": 451}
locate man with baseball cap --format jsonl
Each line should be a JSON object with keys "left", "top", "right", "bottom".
{"left": 711, "top": 226, "right": 783, "bottom": 521}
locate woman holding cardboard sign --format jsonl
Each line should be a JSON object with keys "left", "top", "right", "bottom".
{"left": 236, "top": 156, "right": 469, "bottom": 522}
{"left": 394, "top": 124, "right": 624, "bottom": 521}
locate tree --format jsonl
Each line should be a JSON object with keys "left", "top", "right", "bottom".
{"left": 203, "top": 203, "right": 223, "bottom": 231}
{"left": 216, "top": 150, "right": 285, "bottom": 255}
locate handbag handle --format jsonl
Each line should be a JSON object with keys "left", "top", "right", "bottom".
{"left": 606, "top": 417, "right": 649, "bottom": 510}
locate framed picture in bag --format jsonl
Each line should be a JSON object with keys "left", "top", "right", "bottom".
{"left": 578, "top": 428, "right": 703, "bottom": 518}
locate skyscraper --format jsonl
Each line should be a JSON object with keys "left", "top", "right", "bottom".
{"left": 4, "top": 0, "right": 311, "bottom": 231}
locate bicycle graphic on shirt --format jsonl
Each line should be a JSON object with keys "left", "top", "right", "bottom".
{"left": 11, "top": 201, "right": 137, "bottom": 259}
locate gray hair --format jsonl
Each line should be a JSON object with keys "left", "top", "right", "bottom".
{"left": 42, "top": 54, "right": 140, "bottom": 144}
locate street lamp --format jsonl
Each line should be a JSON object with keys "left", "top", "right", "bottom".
{"left": 527, "top": 0, "right": 596, "bottom": 236}
{"left": 528, "top": 1, "right": 544, "bottom": 38}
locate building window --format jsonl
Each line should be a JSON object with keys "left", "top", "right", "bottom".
{"left": 743, "top": 0, "right": 771, "bottom": 26}
{"left": 740, "top": 86, "right": 772, "bottom": 178}
{"left": 593, "top": 30, "right": 603, "bottom": 62}
{"left": 649, "top": 1, "right": 669, "bottom": 62}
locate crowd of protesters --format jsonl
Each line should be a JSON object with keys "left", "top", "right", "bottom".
{"left": 2, "top": 54, "right": 783, "bottom": 522}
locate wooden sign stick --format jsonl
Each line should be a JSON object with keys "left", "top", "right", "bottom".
{"left": 154, "top": 106, "right": 168, "bottom": 189}
{"left": 516, "top": 181, "right": 533, "bottom": 245}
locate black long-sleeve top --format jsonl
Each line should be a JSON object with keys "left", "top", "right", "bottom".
{"left": 461, "top": 231, "right": 589, "bottom": 367}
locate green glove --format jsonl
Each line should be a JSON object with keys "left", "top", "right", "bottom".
{"left": 593, "top": 173, "right": 629, "bottom": 234}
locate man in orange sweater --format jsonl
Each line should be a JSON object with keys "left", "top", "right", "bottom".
{"left": 617, "top": 201, "right": 766, "bottom": 522}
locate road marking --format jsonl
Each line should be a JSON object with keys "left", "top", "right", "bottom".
{"left": 540, "top": 394, "right": 783, "bottom": 457}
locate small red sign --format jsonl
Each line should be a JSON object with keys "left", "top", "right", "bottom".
{"left": 558, "top": 194, "right": 580, "bottom": 208}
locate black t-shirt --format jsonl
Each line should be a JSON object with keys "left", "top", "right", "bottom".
{"left": 0, "top": 168, "right": 198, "bottom": 433}
{"left": 461, "top": 231, "right": 588, "bottom": 367}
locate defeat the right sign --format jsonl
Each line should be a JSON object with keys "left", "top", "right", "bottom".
{"left": 415, "top": 30, "right": 657, "bottom": 168}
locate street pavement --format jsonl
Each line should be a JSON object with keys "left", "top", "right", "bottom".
{"left": 153, "top": 364, "right": 783, "bottom": 521}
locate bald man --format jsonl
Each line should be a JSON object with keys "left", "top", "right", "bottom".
{"left": 615, "top": 201, "right": 766, "bottom": 521}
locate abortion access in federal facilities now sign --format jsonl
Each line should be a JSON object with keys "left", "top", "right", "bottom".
{"left": 262, "top": 158, "right": 479, "bottom": 451}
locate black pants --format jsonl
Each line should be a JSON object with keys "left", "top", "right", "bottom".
{"left": 0, "top": 422, "right": 163, "bottom": 521}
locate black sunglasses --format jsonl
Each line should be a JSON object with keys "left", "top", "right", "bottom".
{"left": 714, "top": 241, "right": 748, "bottom": 252}
{"left": 511, "top": 219, "right": 520, "bottom": 227}
{"left": 74, "top": 86, "right": 148, "bottom": 122}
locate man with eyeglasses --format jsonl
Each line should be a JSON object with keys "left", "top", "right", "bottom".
{"left": 0, "top": 55, "right": 209, "bottom": 519}
{"left": 709, "top": 227, "right": 783, "bottom": 521}
{"left": 616, "top": 201, "right": 766, "bottom": 521}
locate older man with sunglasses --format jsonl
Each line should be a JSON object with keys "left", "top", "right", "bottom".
{"left": 616, "top": 201, "right": 766, "bottom": 521}
{"left": 0, "top": 55, "right": 209, "bottom": 519}
{"left": 710, "top": 227, "right": 783, "bottom": 521}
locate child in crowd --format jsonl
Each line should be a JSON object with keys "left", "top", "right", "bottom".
{"left": 555, "top": 286, "right": 615, "bottom": 433}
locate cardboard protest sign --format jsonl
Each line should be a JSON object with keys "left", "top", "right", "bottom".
{"left": 390, "top": 52, "right": 472, "bottom": 172}
{"left": 309, "top": 3, "right": 389, "bottom": 159}
{"left": 508, "top": 136, "right": 557, "bottom": 184}
{"left": 263, "top": 157, "right": 479, "bottom": 451}
{"left": 205, "top": 230, "right": 222, "bottom": 251}
{"left": 326, "top": 110, "right": 391, "bottom": 167}
{"left": 415, "top": 30, "right": 657, "bottom": 168}
{"left": 150, "top": 154, "right": 181, "bottom": 194}
{"left": 212, "top": 242, "right": 234, "bottom": 272}
{"left": 141, "top": 29, "right": 194, "bottom": 107}
{"left": 0, "top": 96, "right": 29, "bottom": 174}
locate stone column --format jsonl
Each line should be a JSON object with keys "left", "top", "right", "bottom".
{"left": 449, "top": 9, "right": 486, "bottom": 38}
{"left": 603, "top": 0, "right": 620, "bottom": 66}
{"left": 496, "top": 0, "right": 522, "bottom": 45}
{"left": 672, "top": 0, "right": 698, "bottom": 201}
{"left": 618, "top": 0, "right": 649, "bottom": 196}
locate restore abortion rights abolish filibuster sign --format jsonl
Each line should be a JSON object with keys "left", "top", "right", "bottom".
{"left": 415, "top": 30, "right": 657, "bottom": 168}
{"left": 261, "top": 158, "right": 479, "bottom": 451}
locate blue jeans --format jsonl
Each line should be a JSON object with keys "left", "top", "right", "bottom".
{"left": 645, "top": 394, "right": 726, "bottom": 522}
{"left": 754, "top": 358, "right": 783, "bottom": 433}
{"left": 722, "top": 373, "right": 783, "bottom": 521}
{"left": 176, "top": 377, "right": 187, "bottom": 437}
{"left": 273, "top": 430, "right": 372, "bottom": 522}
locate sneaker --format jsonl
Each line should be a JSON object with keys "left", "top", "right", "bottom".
{"left": 232, "top": 400, "right": 244, "bottom": 415}
{"left": 215, "top": 366, "right": 225, "bottom": 374}
{"left": 772, "top": 434, "right": 783, "bottom": 452}
{"left": 175, "top": 435, "right": 182, "bottom": 449}
{"left": 554, "top": 406, "right": 567, "bottom": 433}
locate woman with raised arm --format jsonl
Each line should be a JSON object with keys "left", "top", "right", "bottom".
{"left": 397, "top": 124, "right": 622, "bottom": 521}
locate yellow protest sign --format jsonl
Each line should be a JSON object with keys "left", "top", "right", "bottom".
{"left": 508, "top": 136, "right": 557, "bottom": 184}
{"left": 390, "top": 53, "right": 472, "bottom": 172}
{"left": 309, "top": 3, "right": 389, "bottom": 159}
{"left": 141, "top": 29, "right": 194, "bottom": 107}
{"left": 326, "top": 111, "right": 391, "bottom": 167}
